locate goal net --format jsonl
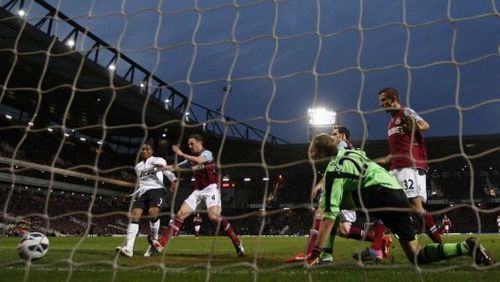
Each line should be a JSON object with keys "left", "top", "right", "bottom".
{"left": 1, "top": 0, "right": 499, "bottom": 281}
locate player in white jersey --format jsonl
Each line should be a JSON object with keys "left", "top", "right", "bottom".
{"left": 116, "top": 142, "right": 177, "bottom": 257}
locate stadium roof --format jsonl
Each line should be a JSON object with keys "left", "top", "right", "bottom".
{"left": 0, "top": 7, "right": 184, "bottom": 138}
{"left": 0, "top": 2, "right": 289, "bottom": 144}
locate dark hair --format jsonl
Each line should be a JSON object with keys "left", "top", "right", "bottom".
{"left": 333, "top": 126, "right": 350, "bottom": 140}
{"left": 143, "top": 140, "right": 156, "bottom": 150}
{"left": 188, "top": 134, "right": 204, "bottom": 144}
{"left": 378, "top": 87, "right": 400, "bottom": 102}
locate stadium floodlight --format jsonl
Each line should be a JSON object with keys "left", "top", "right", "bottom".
{"left": 262, "top": 177, "right": 269, "bottom": 181}
{"left": 47, "top": 128, "right": 53, "bottom": 132}
{"left": 5, "top": 114, "right": 12, "bottom": 120}
{"left": 307, "top": 107, "right": 336, "bottom": 126}
{"left": 65, "top": 39, "right": 75, "bottom": 48}
{"left": 17, "top": 9, "right": 26, "bottom": 17}
{"left": 243, "top": 178, "right": 251, "bottom": 182}
{"left": 108, "top": 64, "right": 116, "bottom": 71}
{"left": 80, "top": 137, "right": 86, "bottom": 142}
{"left": 307, "top": 107, "right": 336, "bottom": 141}
{"left": 140, "top": 82, "right": 145, "bottom": 88}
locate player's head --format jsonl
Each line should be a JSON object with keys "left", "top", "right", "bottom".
{"left": 309, "top": 133, "right": 338, "bottom": 161}
{"left": 140, "top": 141, "right": 155, "bottom": 159}
{"left": 187, "top": 134, "right": 204, "bottom": 154}
{"left": 196, "top": 213, "right": 200, "bottom": 217}
{"left": 331, "top": 126, "right": 350, "bottom": 145}
{"left": 378, "top": 87, "right": 401, "bottom": 112}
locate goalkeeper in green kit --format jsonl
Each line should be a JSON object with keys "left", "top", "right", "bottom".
{"left": 305, "top": 133, "right": 495, "bottom": 267}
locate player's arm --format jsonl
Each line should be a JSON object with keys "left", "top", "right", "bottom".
{"left": 405, "top": 108, "right": 430, "bottom": 132}
{"left": 312, "top": 176, "right": 324, "bottom": 198}
{"left": 375, "top": 154, "right": 391, "bottom": 166}
{"left": 172, "top": 145, "right": 207, "bottom": 165}
{"left": 155, "top": 158, "right": 178, "bottom": 182}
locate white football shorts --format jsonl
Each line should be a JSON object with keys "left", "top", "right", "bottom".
{"left": 390, "top": 167, "right": 427, "bottom": 202}
{"left": 184, "top": 184, "right": 221, "bottom": 211}
{"left": 340, "top": 209, "right": 357, "bottom": 223}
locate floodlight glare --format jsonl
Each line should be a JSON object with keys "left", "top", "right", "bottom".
{"left": 307, "top": 108, "right": 336, "bottom": 126}
{"left": 66, "top": 39, "right": 75, "bottom": 47}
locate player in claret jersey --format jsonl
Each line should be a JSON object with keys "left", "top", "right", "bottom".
{"left": 153, "top": 134, "right": 244, "bottom": 257}
{"left": 305, "top": 133, "right": 495, "bottom": 267}
{"left": 287, "top": 126, "right": 392, "bottom": 264}
{"left": 441, "top": 215, "right": 452, "bottom": 234}
{"left": 193, "top": 213, "right": 203, "bottom": 239}
{"left": 116, "top": 141, "right": 177, "bottom": 257}
{"left": 377, "top": 87, "right": 442, "bottom": 244}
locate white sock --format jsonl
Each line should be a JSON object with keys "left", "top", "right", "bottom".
{"left": 126, "top": 223, "right": 139, "bottom": 251}
{"left": 149, "top": 219, "right": 160, "bottom": 240}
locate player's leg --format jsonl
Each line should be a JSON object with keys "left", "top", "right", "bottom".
{"left": 205, "top": 185, "right": 244, "bottom": 256}
{"left": 148, "top": 207, "right": 161, "bottom": 240}
{"left": 194, "top": 225, "right": 201, "bottom": 238}
{"left": 319, "top": 214, "right": 340, "bottom": 263}
{"left": 415, "top": 237, "right": 495, "bottom": 266}
{"left": 394, "top": 168, "right": 441, "bottom": 243}
{"left": 353, "top": 188, "right": 410, "bottom": 262}
{"left": 304, "top": 215, "right": 335, "bottom": 267}
{"left": 144, "top": 207, "right": 161, "bottom": 257}
{"left": 156, "top": 192, "right": 198, "bottom": 251}
{"left": 338, "top": 210, "right": 376, "bottom": 242}
{"left": 408, "top": 196, "right": 441, "bottom": 243}
{"left": 286, "top": 208, "right": 323, "bottom": 263}
{"left": 116, "top": 207, "right": 143, "bottom": 257}
{"left": 367, "top": 200, "right": 485, "bottom": 266}
{"left": 147, "top": 189, "right": 165, "bottom": 241}
{"left": 306, "top": 211, "right": 323, "bottom": 254}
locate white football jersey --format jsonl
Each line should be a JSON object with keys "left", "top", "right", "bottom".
{"left": 134, "top": 156, "right": 176, "bottom": 196}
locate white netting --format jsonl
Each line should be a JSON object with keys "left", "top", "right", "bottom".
{"left": 1, "top": 0, "right": 499, "bottom": 281}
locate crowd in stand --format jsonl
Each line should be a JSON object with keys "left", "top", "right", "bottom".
{"left": 1, "top": 120, "right": 500, "bottom": 237}
{"left": 2, "top": 186, "right": 500, "bottom": 238}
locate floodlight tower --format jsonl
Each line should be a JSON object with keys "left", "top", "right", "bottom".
{"left": 307, "top": 108, "right": 336, "bottom": 141}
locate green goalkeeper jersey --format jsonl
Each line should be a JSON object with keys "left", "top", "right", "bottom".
{"left": 320, "top": 148, "right": 402, "bottom": 219}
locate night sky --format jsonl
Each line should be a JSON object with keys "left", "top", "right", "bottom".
{"left": 31, "top": 0, "right": 500, "bottom": 143}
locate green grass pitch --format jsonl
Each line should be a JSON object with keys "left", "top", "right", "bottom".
{"left": 0, "top": 234, "right": 499, "bottom": 281}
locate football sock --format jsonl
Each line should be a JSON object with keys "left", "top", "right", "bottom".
{"left": 126, "top": 222, "right": 139, "bottom": 251}
{"left": 159, "top": 217, "right": 184, "bottom": 246}
{"left": 323, "top": 216, "right": 340, "bottom": 255}
{"left": 149, "top": 218, "right": 160, "bottom": 240}
{"left": 417, "top": 242, "right": 467, "bottom": 264}
{"left": 306, "top": 216, "right": 322, "bottom": 254}
{"left": 370, "top": 220, "right": 386, "bottom": 252}
{"left": 422, "top": 212, "right": 442, "bottom": 243}
{"left": 221, "top": 218, "right": 240, "bottom": 245}
{"left": 346, "top": 226, "right": 375, "bottom": 241}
